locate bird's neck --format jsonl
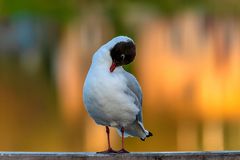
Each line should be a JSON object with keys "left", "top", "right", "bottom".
{"left": 91, "top": 47, "right": 124, "bottom": 73}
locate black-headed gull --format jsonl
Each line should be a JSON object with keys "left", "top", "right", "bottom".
{"left": 83, "top": 36, "right": 152, "bottom": 153}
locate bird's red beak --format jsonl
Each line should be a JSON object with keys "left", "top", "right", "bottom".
{"left": 110, "top": 62, "right": 116, "bottom": 72}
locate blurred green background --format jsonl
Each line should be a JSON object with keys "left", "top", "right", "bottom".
{"left": 0, "top": 0, "right": 240, "bottom": 152}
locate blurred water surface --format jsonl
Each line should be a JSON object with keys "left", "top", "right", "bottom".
{"left": 0, "top": 0, "right": 240, "bottom": 152}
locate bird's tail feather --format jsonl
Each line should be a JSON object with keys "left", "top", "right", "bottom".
{"left": 116, "top": 120, "right": 153, "bottom": 140}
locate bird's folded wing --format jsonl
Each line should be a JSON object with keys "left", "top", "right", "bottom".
{"left": 123, "top": 71, "right": 143, "bottom": 122}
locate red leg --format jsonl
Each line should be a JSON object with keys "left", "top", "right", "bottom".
{"left": 97, "top": 126, "right": 117, "bottom": 154}
{"left": 106, "top": 126, "right": 111, "bottom": 149}
{"left": 118, "top": 127, "right": 129, "bottom": 153}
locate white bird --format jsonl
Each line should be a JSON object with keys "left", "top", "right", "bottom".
{"left": 83, "top": 36, "right": 152, "bottom": 153}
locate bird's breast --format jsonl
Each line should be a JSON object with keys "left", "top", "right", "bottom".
{"left": 83, "top": 68, "right": 139, "bottom": 127}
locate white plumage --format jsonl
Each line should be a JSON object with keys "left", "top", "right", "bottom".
{"left": 83, "top": 36, "right": 152, "bottom": 145}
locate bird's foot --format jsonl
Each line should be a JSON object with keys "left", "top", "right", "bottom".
{"left": 118, "top": 148, "right": 129, "bottom": 153}
{"left": 97, "top": 148, "right": 117, "bottom": 154}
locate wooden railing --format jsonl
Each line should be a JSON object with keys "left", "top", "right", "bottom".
{"left": 1, "top": 151, "right": 240, "bottom": 160}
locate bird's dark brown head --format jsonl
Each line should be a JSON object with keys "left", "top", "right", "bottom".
{"left": 109, "top": 41, "right": 136, "bottom": 72}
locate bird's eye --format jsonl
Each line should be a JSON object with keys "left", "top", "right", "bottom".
{"left": 121, "top": 54, "right": 125, "bottom": 60}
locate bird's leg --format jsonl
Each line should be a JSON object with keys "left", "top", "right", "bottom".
{"left": 106, "top": 126, "right": 111, "bottom": 149}
{"left": 118, "top": 127, "right": 129, "bottom": 153}
{"left": 97, "top": 126, "right": 117, "bottom": 154}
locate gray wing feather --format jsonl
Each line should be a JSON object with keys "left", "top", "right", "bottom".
{"left": 123, "top": 71, "right": 143, "bottom": 122}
